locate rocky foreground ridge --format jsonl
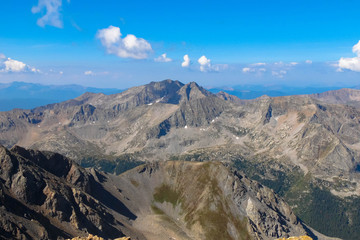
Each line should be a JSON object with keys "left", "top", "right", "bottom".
{"left": 0, "top": 145, "right": 327, "bottom": 240}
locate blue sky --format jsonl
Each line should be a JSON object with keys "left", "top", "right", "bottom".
{"left": 0, "top": 0, "right": 360, "bottom": 88}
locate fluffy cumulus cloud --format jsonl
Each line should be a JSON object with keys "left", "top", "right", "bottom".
{"left": 198, "top": 55, "right": 211, "bottom": 72}
{"left": 154, "top": 53, "right": 172, "bottom": 62}
{"left": 338, "top": 40, "right": 360, "bottom": 72}
{"left": 32, "top": 0, "right": 64, "bottom": 28}
{"left": 97, "top": 25, "right": 152, "bottom": 59}
{"left": 3, "top": 59, "right": 26, "bottom": 72}
{"left": 181, "top": 54, "right": 190, "bottom": 67}
{"left": 84, "top": 70, "right": 94, "bottom": 76}
{"left": 0, "top": 56, "right": 40, "bottom": 73}
{"left": 197, "top": 55, "right": 227, "bottom": 72}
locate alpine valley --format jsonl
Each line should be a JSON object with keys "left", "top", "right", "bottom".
{"left": 1, "top": 79, "right": 360, "bottom": 239}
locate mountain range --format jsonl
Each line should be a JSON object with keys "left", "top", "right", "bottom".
{"left": 0, "top": 81, "right": 356, "bottom": 112}
{"left": 1, "top": 79, "right": 360, "bottom": 239}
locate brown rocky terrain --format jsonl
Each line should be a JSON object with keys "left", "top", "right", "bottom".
{"left": 1, "top": 80, "right": 360, "bottom": 238}
{"left": 276, "top": 237, "right": 312, "bottom": 240}
{"left": 67, "top": 235, "right": 130, "bottom": 240}
{"left": 0, "top": 145, "right": 326, "bottom": 240}
{"left": 310, "top": 88, "right": 360, "bottom": 107}
{"left": 0, "top": 145, "right": 142, "bottom": 240}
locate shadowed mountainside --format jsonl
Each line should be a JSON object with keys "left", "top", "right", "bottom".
{"left": 0, "top": 145, "right": 328, "bottom": 240}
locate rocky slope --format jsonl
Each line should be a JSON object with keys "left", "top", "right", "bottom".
{"left": 310, "top": 88, "right": 360, "bottom": 107}
{"left": 1, "top": 80, "right": 360, "bottom": 238}
{"left": 0, "top": 145, "right": 326, "bottom": 240}
{"left": 114, "top": 161, "right": 316, "bottom": 240}
{"left": 0, "top": 145, "right": 143, "bottom": 240}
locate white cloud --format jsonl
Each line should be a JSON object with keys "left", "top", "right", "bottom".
{"left": 259, "top": 68, "right": 266, "bottom": 72}
{"left": 96, "top": 25, "right": 152, "bottom": 59}
{"left": 242, "top": 67, "right": 254, "bottom": 73}
{"left": 353, "top": 40, "right": 360, "bottom": 55}
{"left": 59, "top": 71, "right": 63, "bottom": 75}
{"left": 3, "top": 59, "right": 26, "bottom": 72}
{"left": 197, "top": 55, "right": 227, "bottom": 72}
{"left": 305, "top": 60, "right": 312, "bottom": 64}
{"left": 336, "top": 68, "right": 344, "bottom": 72}
{"left": 154, "top": 53, "right": 172, "bottom": 62}
{"left": 251, "top": 62, "right": 266, "bottom": 66}
{"left": 242, "top": 65, "right": 267, "bottom": 74}
{"left": 32, "top": 0, "right": 64, "bottom": 28}
{"left": 272, "top": 70, "right": 287, "bottom": 78}
{"left": 339, "top": 57, "right": 360, "bottom": 72}
{"left": 31, "top": 67, "right": 41, "bottom": 73}
{"left": 0, "top": 57, "right": 41, "bottom": 73}
{"left": 0, "top": 53, "right": 5, "bottom": 59}
{"left": 84, "top": 70, "right": 94, "bottom": 76}
{"left": 181, "top": 54, "right": 190, "bottom": 67}
{"left": 274, "top": 61, "right": 299, "bottom": 67}
{"left": 198, "top": 55, "right": 211, "bottom": 72}
{"left": 338, "top": 40, "right": 360, "bottom": 72}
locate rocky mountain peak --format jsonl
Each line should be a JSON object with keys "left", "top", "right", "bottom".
{"left": 216, "top": 91, "right": 244, "bottom": 104}
{"left": 178, "top": 81, "right": 212, "bottom": 102}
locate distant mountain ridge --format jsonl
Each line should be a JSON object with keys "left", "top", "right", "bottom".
{"left": 208, "top": 85, "right": 345, "bottom": 100}
{"left": 309, "top": 88, "right": 360, "bottom": 106}
{"left": 0, "top": 81, "right": 356, "bottom": 111}
{"left": 0, "top": 81, "right": 123, "bottom": 111}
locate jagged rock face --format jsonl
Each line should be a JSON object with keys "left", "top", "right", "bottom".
{"left": 0, "top": 145, "right": 140, "bottom": 240}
